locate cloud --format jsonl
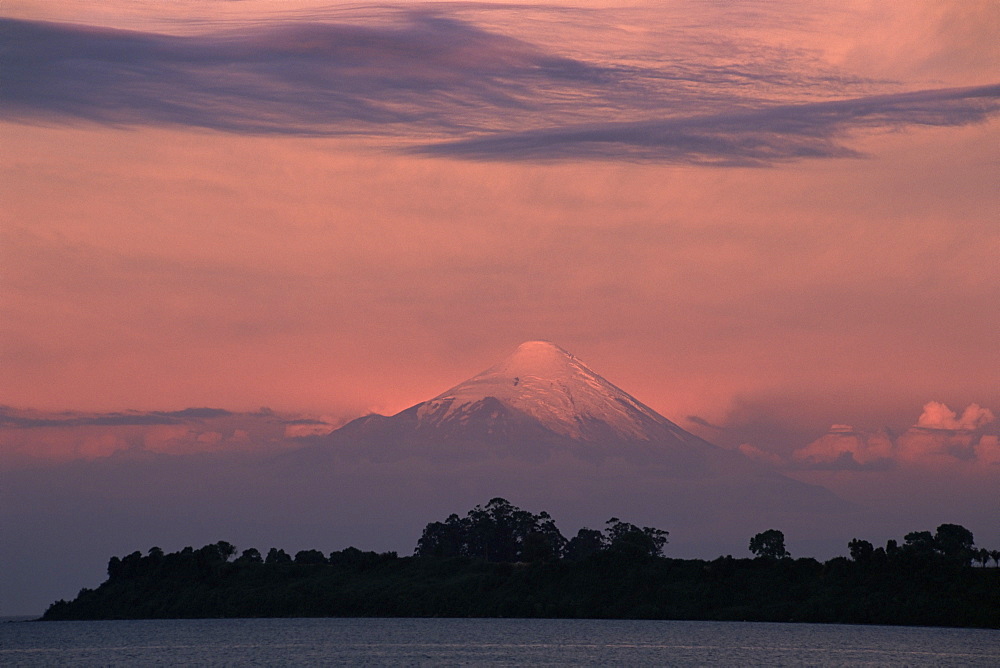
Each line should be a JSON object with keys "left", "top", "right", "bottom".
{"left": 788, "top": 402, "right": 998, "bottom": 470}
{"left": 791, "top": 425, "right": 895, "bottom": 470}
{"left": 896, "top": 427, "right": 976, "bottom": 463}
{"left": 915, "top": 400, "right": 995, "bottom": 430}
{"left": 0, "top": 407, "right": 308, "bottom": 468}
{"left": 414, "top": 85, "right": 1000, "bottom": 165}
{"left": 0, "top": 405, "right": 234, "bottom": 428}
{"left": 3, "top": 12, "right": 997, "bottom": 166}
{"left": 0, "top": 15, "right": 618, "bottom": 136}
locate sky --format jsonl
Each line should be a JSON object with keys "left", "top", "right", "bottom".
{"left": 1, "top": 0, "right": 998, "bottom": 614}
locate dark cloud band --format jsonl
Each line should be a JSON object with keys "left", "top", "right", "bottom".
{"left": 2, "top": 14, "right": 998, "bottom": 165}
{"left": 413, "top": 85, "right": 1000, "bottom": 165}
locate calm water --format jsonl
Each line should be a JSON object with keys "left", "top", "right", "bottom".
{"left": 2, "top": 617, "right": 998, "bottom": 666}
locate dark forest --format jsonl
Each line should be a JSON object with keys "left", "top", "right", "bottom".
{"left": 43, "top": 499, "right": 1000, "bottom": 628}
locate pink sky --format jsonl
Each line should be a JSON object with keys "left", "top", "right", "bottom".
{"left": 2, "top": 0, "right": 997, "bottom": 454}
{"left": 1, "top": 0, "right": 999, "bottom": 615}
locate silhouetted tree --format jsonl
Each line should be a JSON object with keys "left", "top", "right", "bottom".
{"left": 564, "top": 528, "right": 606, "bottom": 561}
{"left": 991, "top": 550, "right": 1000, "bottom": 568}
{"left": 265, "top": 548, "right": 292, "bottom": 565}
{"left": 871, "top": 546, "right": 887, "bottom": 564}
{"left": 749, "top": 530, "right": 789, "bottom": 559}
{"left": 848, "top": 539, "right": 874, "bottom": 562}
{"left": 120, "top": 551, "right": 144, "bottom": 577}
{"left": 42, "top": 526, "right": 1000, "bottom": 625}
{"left": 415, "top": 498, "right": 565, "bottom": 562}
{"left": 885, "top": 539, "right": 899, "bottom": 558}
{"left": 294, "top": 549, "right": 327, "bottom": 565}
{"left": 976, "top": 548, "right": 991, "bottom": 568}
{"left": 903, "top": 530, "right": 936, "bottom": 558}
{"left": 466, "top": 498, "right": 543, "bottom": 562}
{"left": 107, "top": 556, "right": 123, "bottom": 579}
{"left": 216, "top": 541, "right": 237, "bottom": 562}
{"left": 195, "top": 541, "right": 236, "bottom": 566}
{"left": 235, "top": 548, "right": 263, "bottom": 564}
{"left": 934, "top": 524, "right": 975, "bottom": 565}
{"left": 604, "top": 518, "right": 668, "bottom": 558}
{"left": 521, "top": 511, "right": 566, "bottom": 562}
{"left": 415, "top": 514, "right": 466, "bottom": 558}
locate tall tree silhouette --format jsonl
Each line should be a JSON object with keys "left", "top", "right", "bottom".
{"left": 749, "top": 530, "right": 789, "bottom": 559}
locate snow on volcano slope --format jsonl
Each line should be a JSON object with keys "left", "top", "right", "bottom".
{"left": 414, "top": 341, "right": 701, "bottom": 444}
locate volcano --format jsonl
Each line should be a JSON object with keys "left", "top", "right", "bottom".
{"left": 417, "top": 340, "right": 703, "bottom": 444}
{"left": 307, "top": 341, "right": 752, "bottom": 475}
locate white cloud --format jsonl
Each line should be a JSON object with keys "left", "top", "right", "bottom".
{"left": 916, "top": 401, "right": 995, "bottom": 430}
{"left": 790, "top": 401, "right": 997, "bottom": 469}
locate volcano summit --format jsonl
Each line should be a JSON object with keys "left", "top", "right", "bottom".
{"left": 417, "top": 340, "right": 709, "bottom": 444}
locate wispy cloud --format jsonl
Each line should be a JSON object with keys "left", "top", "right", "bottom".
{"left": 0, "top": 406, "right": 233, "bottom": 429}
{"left": 4, "top": 11, "right": 996, "bottom": 165}
{"left": 0, "top": 405, "right": 337, "bottom": 468}
{"left": 414, "top": 85, "right": 1000, "bottom": 165}
{"left": 0, "top": 14, "right": 617, "bottom": 136}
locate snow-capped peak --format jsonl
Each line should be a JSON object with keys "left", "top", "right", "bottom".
{"left": 416, "top": 341, "right": 674, "bottom": 441}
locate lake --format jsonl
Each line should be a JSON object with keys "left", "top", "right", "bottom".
{"left": 2, "top": 617, "right": 998, "bottom": 666}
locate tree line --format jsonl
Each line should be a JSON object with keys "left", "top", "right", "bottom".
{"left": 42, "top": 498, "right": 1000, "bottom": 627}
{"left": 415, "top": 497, "right": 668, "bottom": 562}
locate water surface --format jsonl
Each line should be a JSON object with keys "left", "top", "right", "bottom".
{"left": 2, "top": 617, "right": 998, "bottom": 666}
